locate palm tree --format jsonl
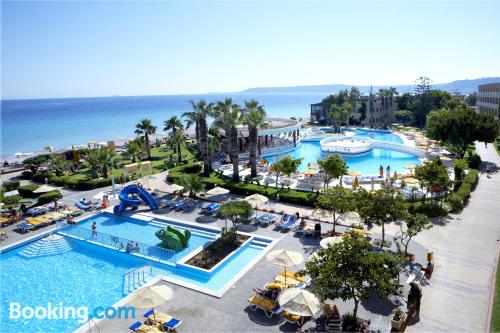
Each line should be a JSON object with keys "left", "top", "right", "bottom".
{"left": 167, "top": 131, "right": 184, "bottom": 162}
{"left": 135, "top": 119, "right": 157, "bottom": 160}
{"left": 49, "top": 156, "right": 71, "bottom": 176}
{"left": 97, "top": 147, "right": 118, "bottom": 178}
{"left": 164, "top": 116, "right": 184, "bottom": 162}
{"left": 124, "top": 141, "right": 143, "bottom": 163}
{"left": 241, "top": 100, "right": 267, "bottom": 178}
{"left": 213, "top": 98, "right": 241, "bottom": 182}
{"left": 184, "top": 100, "right": 214, "bottom": 177}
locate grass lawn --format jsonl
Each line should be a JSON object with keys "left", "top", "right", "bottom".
{"left": 494, "top": 136, "right": 500, "bottom": 156}
{"left": 492, "top": 256, "right": 500, "bottom": 332}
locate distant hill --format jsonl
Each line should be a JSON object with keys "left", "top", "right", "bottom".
{"left": 238, "top": 77, "right": 500, "bottom": 95}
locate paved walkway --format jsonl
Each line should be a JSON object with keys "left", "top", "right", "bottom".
{"left": 406, "top": 143, "right": 500, "bottom": 332}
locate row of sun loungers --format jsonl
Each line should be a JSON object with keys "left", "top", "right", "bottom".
{"left": 129, "top": 310, "right": 182, "bottom": 333}
{"left": 15, "top": 208, "right": 83, "bottom": 233}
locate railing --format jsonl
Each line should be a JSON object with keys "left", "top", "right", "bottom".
{"left": 371, "top": 141, "right": 425, "bottom": 157}
{"left": 238, "top": 141, "right": 300, "bottom": 159}
{"left": 123, "top": 265, "right": 153, "bottom": 294}
{"left": 58, "top": 225, "right": 177, "bottom": 264}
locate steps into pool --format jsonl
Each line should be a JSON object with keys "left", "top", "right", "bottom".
{"left": 19, "top": 234, "right": 74, "bottom": 259}
{"left": 123, "top": 264, "right": 153, "bottom": 295}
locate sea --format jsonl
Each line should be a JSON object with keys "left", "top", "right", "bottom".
{"left": 1, "top": 93, "right": 325, "bottom": 159}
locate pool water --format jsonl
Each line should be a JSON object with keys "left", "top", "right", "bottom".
{"left": 267, "top": 129, "right": 420, "bottom": 174}
{"left": 77, "top": 213, "right": 215, "bottom": 261}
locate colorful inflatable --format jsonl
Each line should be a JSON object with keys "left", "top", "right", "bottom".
{"left": 155, "top": 226, "right": 191, "bottom": 251}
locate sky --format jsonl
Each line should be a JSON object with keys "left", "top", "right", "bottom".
{"left": 2, "top": 0, "right": 500, "bottom": 99}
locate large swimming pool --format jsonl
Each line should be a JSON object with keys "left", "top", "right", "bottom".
{"left": 267, "top": 129, "right": 421, "bottom": 174}
{"left": 0, "top": 214, "right": 272, "bottom": 332}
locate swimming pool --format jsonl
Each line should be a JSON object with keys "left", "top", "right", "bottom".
{"left": 0, "top": 215, "right": 274, "bottom": 332}
{"left": 267, "top": 129, "right": 420, "bottom": 174}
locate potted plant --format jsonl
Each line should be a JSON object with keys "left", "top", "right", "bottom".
{"left": 391, "top": 307, "right": 407, "bottom": 331}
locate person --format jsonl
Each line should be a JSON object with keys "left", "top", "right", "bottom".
{"left": 53, "top": 199, "right": 59, "bottom": 212}
{"left": 379, "top": 165, "right": 384, "bottom": 177}
{"left": 408, "top": 282, "right": 422, "bottom": 314}
{"left": 120, "top": 174, "right": 125, "bottom": 187}
{"left": 91, "top": 222, "right": 97, "bottom": 237}
{"left": 67, "top": 215, "right": 74, "bottom": 225}
{"left": 299, "top": 217, "right": 307, "bottom": 229}
{"left": 386, "top": 165, "right": 391, "bottom": 180}
{"left": 19, "top": 204, "right": 27, "bottom": 217}
{"left": 314, "top": 223, "right": 322, "bottom": 238}
{"left": 486, "top": 164, "right": 491, "bottom": 178}
{"left": 126, "top": 241, "right": 134, "bottom": 253}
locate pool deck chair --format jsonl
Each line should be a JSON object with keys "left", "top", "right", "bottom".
{"left": 281, "top": 215, "right": 298, "bottom": 231}
{"left": 143, "top": 310, "right": 182, "bottom": 332}
{"left": 274, "top": 214, "right": 289, "bottom": 228}
{"left": 283, "top": 311, "right": 310, "bottom": 326}
{"left": 205, "top": 203, "right": 220, "bottom": 215}
{"left": 247, "top": 295, "right": 283, "bottom": 318}
{"left": 129, "top": 321, "right": 163, "bottom": 333}
{"left": 16, "top": 221, "right": 34, "bottom": 233}
{"left": 256, "top": 214, "right": 276, "bottom": 226}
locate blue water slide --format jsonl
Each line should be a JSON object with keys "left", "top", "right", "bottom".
{"left": 113, "top": 184, "right": 159, "bottom": 214}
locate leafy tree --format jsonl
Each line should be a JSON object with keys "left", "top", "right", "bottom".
{"left": 327, "top": 102, "right": 352, "bottom": 131}
{"left": 164, "top": 116, "right": 185, "bottom": 162}
{"left": 358, "top": 102, "right": 367, "bottom": 121}
{"left": 395, "top": 92, "right": 414, "bottom": 111}
{"left": 453, "top": 159, "right": 468, "bottom": 185}
{"left": 185, "top": 100, "right": 214, "bottom": 177}
{"left": 241, "top": 100, "right": 267, "bottom": 178}
{"left": 219, "top": 200, "right": 253, "bottom": 235}
{"left": 317, "top": 186, "right": 354, "bottom": 234}
{"left": 84, "top": 149, "right": 101, "bottom": 178}
{"left": 394, "top": 110, "right": 414, "bottom": 125}
{"left": 167, "top": 130, "right": 185, "bottom": 162}
{"left": 97, "top": 147, "right": 118, "bottom": 178}
{"left": 48, "top": 156, "right": 71, "bottom": 176}
{"left": 378, "top": 86, "right": 398, "bottom": 97}
{"left": 395, "top": 213, "right": 432, "bottom": 255}
{"left": 301, "top": 232, "right": 401, "bottom": 319}
{"left": 317, "top": 154, "right": 348, "bottom": 188}
{"left": 23, "top": 155, "right": 50, "bottom": 173}
{"left": 465, "top": 92, "right": 477, "bottom": 106}
{"left": 213, "top": 98, "right": 242, "bottom": 182}
{"left": 124, "top": 141, "right": 143, "bottom": 163}
{"left": 135, "top": 119, "right": 157, "bottom": 160}
{"left": 177, "top": 174, "right": 204, "bottom": 197}
{"left": 269, "top": 156, "right": 303, "bottom": 188}
{"left": 412, "top": 76, "right": 433, "bottom": 127}
{"left": 414, "top": 157, "right": 451, "bottom": 199}
{"left": 357, "top": 187, "right": 406, "bottom": 244}
{"left": 476, "top": 114, "right": 499, "bottom": 146}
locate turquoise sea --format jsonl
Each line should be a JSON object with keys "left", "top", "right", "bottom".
{"left": 1, "top": 93, "right": 324, "bottom": 157}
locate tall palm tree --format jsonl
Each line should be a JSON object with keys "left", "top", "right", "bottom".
{"left": 167, "top": 130, "right": 184, "bottom": 162}
{"left": 184, "top": 100, "right": 214, "bottom": 177}
{"left": 241, "top": 100, "right": 267, "bottom": 178}
{"left": 164, "top": 116, "right": 184, "bottom": 162}
{"left": 135, "top": 119, "right": 157, "bottom": 160}
{"left": 213, "top": 98, "right": 241, "bottom": 182}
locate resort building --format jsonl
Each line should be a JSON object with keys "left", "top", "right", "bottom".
{"left": 477, "top": 82, "right": 500, "bottom": 120}
{"left": 309, "top": 96, "right": 397, "bottom": 128}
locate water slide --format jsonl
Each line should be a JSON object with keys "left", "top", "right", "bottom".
{"left": 113, "top": 184, "right": 159, "bottom": 215}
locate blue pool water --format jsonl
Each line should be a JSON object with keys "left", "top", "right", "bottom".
{"left": 77, "top": 213, "right": 215, "bottom": 261}
{"left": 0, "top": 215, "right": 268, "bottom": 332}
{"left": 267, "top": 129, "right": 419, "bottom": 173}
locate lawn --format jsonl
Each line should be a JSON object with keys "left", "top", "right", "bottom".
{"left": 492, "top": 256, "right": 500, "bottom": 332}
{"left": 494, "top": 136, "right": 500, "bottom": 156}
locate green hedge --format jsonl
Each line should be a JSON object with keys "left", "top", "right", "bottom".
{"left": 1, "top": 194, "right": 22, "bottom": 205}
{"left": 446, "top": 169, "right": 479, "bottom": 212}
{"left": 18, "top": 184, "right": 40, "bottom": 198}
{"left": 408, "top": 202, "right": 448, "bottom": 218}
{"left": 3, "top": 180, "right": 20, "bottom": 191}
{"left": 37, "top": 190, "right": 62, "bottom": 205}
{"left": 32, "top": 171, "right": 114, "bottom": 190}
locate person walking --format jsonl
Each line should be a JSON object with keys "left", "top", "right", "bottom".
{"left": 386, "top": 165, "right": 391, "bottom": 181}
{"left": 379, "top": 165, "right": 384, "bottom": 177}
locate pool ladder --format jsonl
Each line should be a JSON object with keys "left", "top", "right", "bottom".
{"left": 123, "top": 265, "right": 153, "bottom": 295}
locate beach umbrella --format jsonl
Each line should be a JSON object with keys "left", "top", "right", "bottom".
{"left": 163, "top": 183, "right": 184, "bottom": 194}
{"left": 206, "top": 186, "right": 230, "bottom": 202}
{"left": 33, "top": 184, "right": 58, "bottom": 193}
{"left": 404, "top": 177, "right": 419, "bottom": 184}
{"left": 244, "top": 194, "right": 268, "bottom": 208}
{"left": 304, "top": 170, "right": 316, "bottom": 176}
{"left": 353, "top": 176, "right": 359, "bottom": 188}
{"left": 439, "top": 156, "right": 452, "bottom": 161}
{"left": 320, "top": 236, "right": 343, "bottom": 249}
{"left": 342, "top": 211, "right": 361, "bottom": 226}
{"left": 127, "top": 285, "right": 173, "bottom": 323}
{"left": 43, "top": 146, "right": 55, "bottom": 152}
{"left": 278, "top": 288, "right": 321, "bottom": 318}
{"left": 348, "top": 170, "right": 362, "bottom": 176}
{"left": 311, "top": 208, "right": 331, "bottom": 222}
{"left": 266, "top": 249, "right": 303, "bottom": 287}
{"left": 308, "top": 164, "right": 319, "bottom": 170}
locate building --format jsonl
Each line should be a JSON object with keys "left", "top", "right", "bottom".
{"left": 477, "top": 83, "right": 500, "bottom": 120}
{"left": 310, "top": 96, "right": 397, "bottom": 128}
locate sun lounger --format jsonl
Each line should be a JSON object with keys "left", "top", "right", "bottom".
{"left": 26, "top": 216, "right": 51, "bottom": 227}
{"left": 255, "top": 214, "right": 276, "bottom": 225}
{"left": 75, "top": 201, "right": 94, "bottom": 211}
{"left": 283, "top": 311, "right": 310, "bottom": 326}
{"left": 143, "top": 310, "right": 182, "bottom": 331}
{"left": 129, "top": 321, "right": 163, "bottom": 333}
{"left": 281, "top": 215, "right": 298, "bottom": 231}
{"left": 272, "top": 274, "right": 309, "bottom": 288}
{"left": 27, "top": 206, "right": 47, "bottom": 216}
{"left": 204, "top": 203, "right": 220, "bottom": 214}
{"left": 0, "top": 230, "right": 9, "bottom": 240}
{"left": 274, "top": 214, "right": 289, "bottom": 228}
{"left": 247, "top": 295, "right": 283, "bottom": 318}
{"left": 277, "top": 269, "right": 308, "bottom": 283}
{"left": 16, "top": 221, "right": 34, "bottom": 233}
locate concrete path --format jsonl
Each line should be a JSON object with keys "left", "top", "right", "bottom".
{"left": 407, "top": 143, "right": 500, "bottom": 332}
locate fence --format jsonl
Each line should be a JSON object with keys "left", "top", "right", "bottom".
{"left": 58, "top": 225, "right": 177, "bottom": 264}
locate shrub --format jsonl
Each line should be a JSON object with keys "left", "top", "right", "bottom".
{"left": 18, "top": 184, "right": 40, "bottom": 198}
{"left": 408, "top": 202, "right": 448, "bottom": 218}
{"left": 446, "top": 170, "right": 478, "bottom": 212}
{"left": 447, "top": 193, "right": 464, "bottom": 212}
{"left": 457, "top": 182, "right": 472, "bottom": 200}
{"left": 182, "top": 163, "right": 202, "bottom": 174}
{"left": 3, "top": 180, "right": 20, "bottom": 191}
{"left": 464, "top": 169, "right": 479, "bottom": 190}
{"left": 468, "top": 154, "right": 482, "bottom": 169}
{"left": 2, "top": 194, "right": 22, "bottom": 205}
{"left": 21, "top": 171, "right": 33, "bottom": 180}
{"left": 37, "top": 190, "right": 62, "bottom": 205}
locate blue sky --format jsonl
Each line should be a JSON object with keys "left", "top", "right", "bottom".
{"left": 2, "top": 0, "right": 500, "bottom": 99}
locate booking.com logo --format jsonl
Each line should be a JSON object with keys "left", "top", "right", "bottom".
{"left": 9, "top": 302, "right": 135, "bottom": 324}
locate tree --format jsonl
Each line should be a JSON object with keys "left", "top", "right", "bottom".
{"left": 453, "top": 159, "right": 468, "bottom": 186}
{"left": 357, "top": 187, "right": 406, "bottom": 245}
{"left": 241, "top": 100, "right": 267, "bottom": 178}
{"left": 84, "top": 149, "right": 101, "bottom": 178}
{"left": 378, "top": 87, "right": 398, "bottom": 97}
{"left": 135, "top": 119, "right": 157, "bottom": 160}
{"left": 124, "top": 141, "right": 143, "bottom": 163}
{"left": 219, "top": 200, "right": 253, "bottom": 235}
{"left": 23, "top": 155, "right": 50, "bottom": 173}
{"left": 317, "top": 186, "right": 354, "bottom": 234}
{"left": 412, "top": 76, "right": 433, "bottom": 127}
{"left": 301, "top": 232, "right": 402, "bottom": 319}
{"left": 395, "top": 213, "right": 432, "bottom": 255}
{"left": 269, "top": 156, "right": 303, "bottom": 188}
{"left": 185, "top": 100, "right": 214, "bottom": 177}
{"left": 164, "top": 116, "right": 184, "bottom": 162}
{"left": 48, "top": 156, "right": 70, "bottom": 176}
{"left": 213, "top": 98, "right": 242, "bottom": 182}
{"left": 327, "top": 102, "right": 352, "bottom": 131}
{"left": 394, "top": 110, "right": 414, "bottom": 125}
{"left": 97, "top": 147, "right": 118, "bottom": 178}
{"left": 476, "top": 114, "right": 499, "bottom": 145}
{"left": 177, "top": 174, "right": 204, "bottom": 197}
{"left": 414, "top": 157, "right": 451, "bottom": 199}
{"left": 317, "top": 154, "right": 348, "bottom": 188}
{"left": 167, "top": 131, "right": 185, "bottom": 162}
{"left": 466, "top": 92, "right": 477, "bottom": 106}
